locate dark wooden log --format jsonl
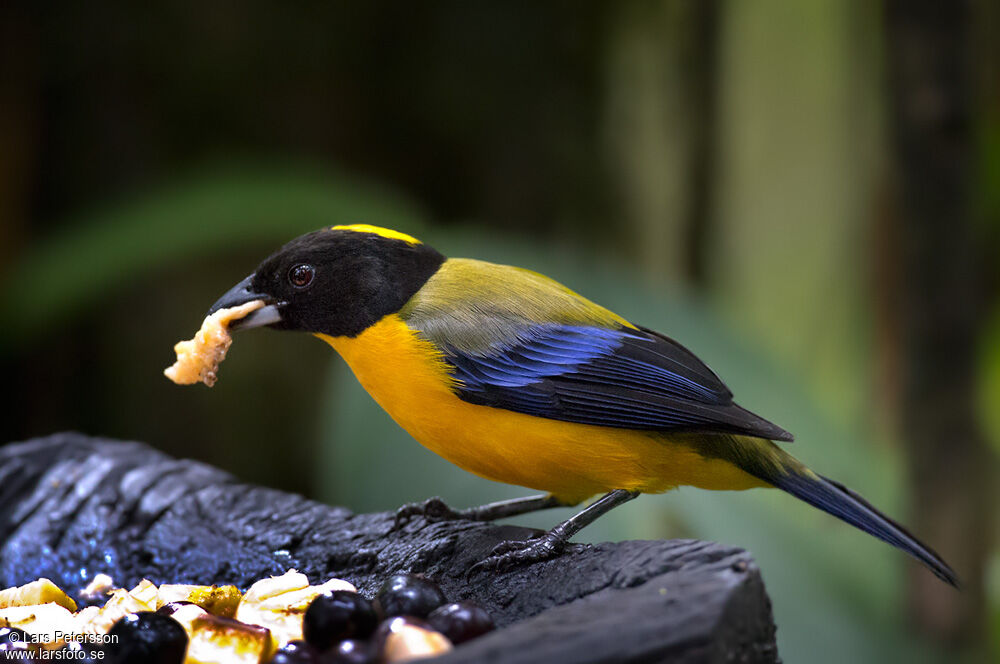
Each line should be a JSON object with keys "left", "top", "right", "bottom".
{"left": 0, "top": 433, "right": 779, "bottom": 663}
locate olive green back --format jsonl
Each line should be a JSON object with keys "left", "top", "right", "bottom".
{"left": 398, "top": 258, "right": 632, "bottom": 355}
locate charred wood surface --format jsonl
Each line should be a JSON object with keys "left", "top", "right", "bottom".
{"left": 0, "top": 433, "right": 779, "bottom": 663}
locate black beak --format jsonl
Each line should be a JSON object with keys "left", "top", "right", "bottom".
{"left": 207, "top": 274, "right": 284, "bottom": 331}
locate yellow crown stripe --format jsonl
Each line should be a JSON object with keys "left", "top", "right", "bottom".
{"left": 331, "top": 224, "right": 421, "bottom": 245}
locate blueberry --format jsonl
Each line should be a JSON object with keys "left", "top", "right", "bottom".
{"left": 61, "top": 640, "right": 104, "bottom": 663}
{"left": 0, "top": 627, "right": 38, "bottom": 659}
{"left": 0, "top": 641, "right": 36, "bottom": 659}
{"left": 0, "top": 627, "right": 29, "bottom": 645}
{"left": 372, "top": 574, "right": 445, "bottom": 619}
{"left": 106, "top": 611, "right": 188, "bottom": 664}
{"left": 324, "top": 639, "right": 373, "bottom": 664}
{"left": 0, "top": 641, "right": 35, "bottom": 657}
{"left": 268, "top": 639, "right": 322, "bottom": 663}
{"left": 303, "top": 590, "right": 377, "bottom": 651}
{"left": 426, "top": 602, "right": 494, "bottom": 644}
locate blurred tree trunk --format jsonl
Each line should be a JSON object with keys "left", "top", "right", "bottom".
{"left": 604, "top": 0, "right": 718, "bottom": 287}
{"left": 0, "top": 2, "right": 37, "bottom": 267}
{"left": 683, "top": 1, "right": 719, "bottom": 286}
{"left": 884, "top": 0, "right": 994, "bottom": 643}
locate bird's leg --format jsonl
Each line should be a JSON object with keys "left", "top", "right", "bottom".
{"left": 468, "top": 489, "right": 640, "bottom": 576}
{"left": 393, "top": 494, "right": 572, "bottom": 530}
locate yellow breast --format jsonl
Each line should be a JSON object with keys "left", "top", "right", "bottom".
{"left": 318, "top": 315, "right": 764, "bottom": 503}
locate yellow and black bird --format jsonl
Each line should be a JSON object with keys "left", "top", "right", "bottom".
{"left": 208, "top": 224, "right": 957, "bottom": 584}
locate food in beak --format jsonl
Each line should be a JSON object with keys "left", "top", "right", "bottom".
{"left": 164, "top": 301, "right": 266, "bottom": 387}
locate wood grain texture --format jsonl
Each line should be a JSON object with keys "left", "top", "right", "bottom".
{"left": 0, "top": 433, "right": 779, "bottom": 663}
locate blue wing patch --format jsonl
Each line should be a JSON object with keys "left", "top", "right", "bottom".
{"left": 442, "top": 324, "right": 793, "bottom": 441}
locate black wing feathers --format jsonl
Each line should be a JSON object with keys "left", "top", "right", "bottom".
{"left": 443, "top": 324, "right": 793, "bottom": 442}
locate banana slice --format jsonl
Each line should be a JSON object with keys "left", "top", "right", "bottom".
{"left": 0, "top": 603, "right": 78, "bottom": 650}
{"left": 77, "top": 583, "right": 158, "bottom": 636}
{"left": 171, "top": 603, "right": 274, "bottom": 664}
{"left": 157, "top": 584, "right": 242, "bottom": 618}
{"left": 0, "top": 578, "right": 77, "bottom": 612}
{"left": 128, "top": 579, "right": 159, "bottom": 607}
{"left": 235, "top": 570, "right": 356, "bottom": 647}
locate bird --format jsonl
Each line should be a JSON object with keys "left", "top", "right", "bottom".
{"left": 206, "top": 223, "right": 957, "bottom": 585}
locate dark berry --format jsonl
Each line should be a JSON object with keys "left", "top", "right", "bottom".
{"left": 268, "top": 640, "right": 322, "bottom": 663}
{"left": 0, "top": 642, "right": 36, "bottom": 660}
{"left": 61, "top": 641, "right": 104, "bottom": 663}
{"left": 0, "top": 628, "right": 42, "bottom": 659}
{"left": 0, "top": 642, "right": 36, "bottom": 659}
{"left": 427, "top": 602, "right": 495, "bottom": 644}
{"left": 324, "top": 639, "right": 373, "bottom": 664}
{"left": 106, "top": 611, "right": 188, "bottom": 664}
{"left": 372, "top": 616, "right": 427, "bottom": 647}
{"left": 372, "top": 574, "right": 446, "bottom": 619}
{"left": 303, "top": 590, "right": 377, "bottom": 651}
{"left": 0, "top": 627, "right": 28, "bottom": 645}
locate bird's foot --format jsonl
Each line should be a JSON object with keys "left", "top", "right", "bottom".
{"left": 467, "top": 533, "right": 568, "bottom": 577}
{"left": 392, "top": 497, "right": 467, "bottom": 531}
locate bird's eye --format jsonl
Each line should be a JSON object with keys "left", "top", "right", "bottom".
{"left": 288, "top": 264, "right": 315, "bottom": 289}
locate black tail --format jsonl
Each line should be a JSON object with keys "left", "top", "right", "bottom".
{"left": 770, "top": 470, "right": 959, "bottom": 587}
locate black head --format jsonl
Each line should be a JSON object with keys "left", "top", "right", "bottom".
{"left": 208, "top": 226, "right": 445, "bottom": 337}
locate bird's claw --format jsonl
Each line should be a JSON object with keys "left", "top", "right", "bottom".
{"left": 392, "top": 497, "right": 465, "bottom": 531}
{"left": 466, "top": 534, "right": 566, "bottom": 578}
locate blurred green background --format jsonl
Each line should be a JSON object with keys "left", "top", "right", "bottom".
{"left": 1, "top": 1, "right": 997, "bottom": 661}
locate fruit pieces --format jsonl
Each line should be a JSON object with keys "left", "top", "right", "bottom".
{"left": 0, "top": 572, "right": 352, "bottom": 658}
{"left": 298, "top": 574, "right": 496, "bottom": 664}
{"left": 164, "top": 300, "right": 265, "bottom": 387}
{"left": 106, "top": 611, "right": 188, "bottom": 664}
{"left": 372, "top": 575, "right": 445, "bottom": 620}
{"left": 0, "top": 578, "right": 78, "bottom": 612}
{"left": 327, "top": 639, "right": 372, "bottom": 664}
{"left": 426, "top": 603, "right": 494, "bottom": 645}
{"left": 1, "top": 571, "right": 496, "bottom": 663}
{"left": 267, "top": 640, "right": 323, "bottom": 664}
{"left": 77, "top": 580, "right": 159, "bottom": 636}
{"left": 0, "top": 603, "right": 78, "bottom": 650}
{"left": 0, "top": 626, "right": 38, "bottom": 658}
{"left": 165, "top": 603, "right": 274, "bottom": 664}
{"left": 0, "top": 583, "right": 82, "bottom": 651}
{"left": 235, "top": 569, "right": 357, "bottom": 649}
{"left": 157, "top": 583, "right": 242, "bottom": 618}
{"left": 302, "top": 591, "right": 377, "bottom": 651}
{"left": 377, "top": 617, "right": 452, "bottom": 663}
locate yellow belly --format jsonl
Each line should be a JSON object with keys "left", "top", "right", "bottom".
{"left": 318, "top": 316, "right": 766, "bottom": 504}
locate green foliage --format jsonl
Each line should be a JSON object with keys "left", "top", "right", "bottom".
{"left": 980, "top": 308, "right": 1000, "bottom": 455}
{"left": 0, "top": 161, "right": 427, "bottom": 348}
